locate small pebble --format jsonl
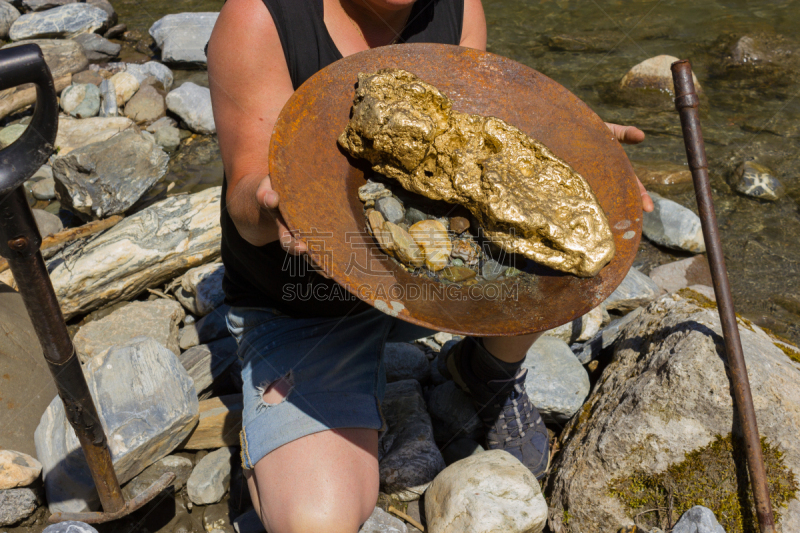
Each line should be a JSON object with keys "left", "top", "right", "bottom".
{"left": 482, "top": 259, "right": 508, "bottom": 281}
{"left": 32, "top": 178, "right": 56, "bottom": 201}
{"left": 358, "top": 180, "right": 391, "bottom": 202}
{"left": 450, "top": 216, "right": 470, "bottom": 234}
{"left": 441, "top": 266, "right": 477, "bottom": 282}
{"left": 405, "top": 206, "right": 428, "bottom": 225}
{"left": 376, "top": 196, "right": 405, "bottom": 224}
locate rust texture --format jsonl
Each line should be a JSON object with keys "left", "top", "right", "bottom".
{"left": 270, "top": 44, "right": 643, "bottom": 336}
{"left": 339, "top": 68, "right": 615, "bottom": 277}
{"left": 672, "top": 59, "right": 776, "bottom": 533}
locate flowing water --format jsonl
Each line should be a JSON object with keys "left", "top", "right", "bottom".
{"left": 121, "top": 0, "right": 800, "bottom": 343}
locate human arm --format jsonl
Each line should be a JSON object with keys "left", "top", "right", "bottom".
{"left": 460, "top": 0, "right": 487, "bottom": 51}
{"left": 207, "top": 0, "right": 307, "bottom": 252}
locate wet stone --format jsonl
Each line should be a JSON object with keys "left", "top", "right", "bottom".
{"left": 404, "top": 206, "right": 427, "bottom": 225}
{"left": 441, "top": 265, "right": 476, "bottom": 282}
{"left": 733, "top": 161, "right": 785, "bottom": 201}
{"left": 449, "top": 216, "right": 470, "bottom": 234}
{"left": 384, "top": 221, "right": 425, "bottom": 267}
{"left": 376, "top": 196, "right": 405, "bottom": 224}
{"left": 481, "top": 258, "right": 508, "bottom": 281}
{"left": 409, "top": 219, "right": 451, "bottom": 271}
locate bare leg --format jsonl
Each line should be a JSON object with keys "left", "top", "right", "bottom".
{"left": 242, "top": 378, "right": 380, "bottom": 533}
{"left": 480, "top": 332, "right": 542, "bottom": 363}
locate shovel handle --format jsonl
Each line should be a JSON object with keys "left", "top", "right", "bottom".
{"left": 0, "top": 43, "right": 58, "bottom": 195}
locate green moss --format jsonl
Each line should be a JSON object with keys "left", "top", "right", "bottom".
{"left": 562, "top": 508, "right": 570, "bottom": 526}
{"left": 609, "top": 434, "right": 798, "bottom": 532}
{"left": 678, "top": 287, "right": 717, "bottom": 309}
{"left": 775, "top": 342, "right": 800, "bottom": 364}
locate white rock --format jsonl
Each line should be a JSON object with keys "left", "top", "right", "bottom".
{"left": 425, "top": 450, "right": 547, "bottom": 533}
{"left": 643, "top": 192, "right": 706, "bottom": 253}
{"left": 672, "top": 506, "right": 726, "bottom": 533}
{"left": 620, "top": 54, "right": 701, "bottom": 95}
{"left": 149, "top": 13, "right": 218, "bottom": 66}
{"left": 109, "top": 71, "right": 139, "bottom": 106}
{"left": 174, "top": 262, "right": 225, "bottom": 316}
{"left": 0, "top": 450, "right": 41, "bottom": 489}
{"left": 123, "top": 61, "right": 174, "bottom": 90}
{"left": 35, "top": 337, "right": 199, "bottom": 514}
{"left": 187, "top": 446, "right": 235, "bottom": 505}
{"left": 54, "top": 116, "right": 133, "bottom": 154}
{"left": 43, "top": 521, "right": 99, "bottom": 533}
{"left": 166, "top": 82, "right": 215, "bottom": 134}
{"left": 523, "top": 335, "right": 590, "bottom": 423}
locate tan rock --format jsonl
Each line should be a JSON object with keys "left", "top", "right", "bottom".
{"left": 55, "top": 116, "right": 134, "bottom": 155}
{"left": 0, "top": 450, "right": 42, "bottom": 489}
{"left": 450, "top": 238, "right": 479, "bottom": 265}
{"left": 110, "top": 71, "right": 139, "bottom": 106}
{"left": 384, "top": 221, "right": 424, "bottom": 267}
{"left": 620, "top": 55, "right": 702, "bottom": 95}
{"left": 631, "top": 160, "right": 693, "bottom": 187}
{"left": 180, "top": 394, "right": 242, "bottom": 450}
{"left": 441, "top": 266, "right": 476, "bottom": 283}
{"left": 367, "top": 209, "right": 393, "bottom": 254}
{"left": 409, "top": 220, "right": 451, "bottom": 271}
{"left": 449, "top": 216, "right": 470, "bottom": 234}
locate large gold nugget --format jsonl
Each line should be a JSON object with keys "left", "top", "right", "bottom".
{"left": 338, "top": 69, "right": 616, "bottom": 277}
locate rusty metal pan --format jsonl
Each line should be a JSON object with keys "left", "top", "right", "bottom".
{"left": 270, "top": 43, "right": 642, "bottom": 336}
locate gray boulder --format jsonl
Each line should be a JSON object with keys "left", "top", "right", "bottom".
{"left": 732, "top": 161, "right": 785, "bottom": 201}
{"left": 547, "top": 290, "right": 800, "bottom": 533}
{"left": 425, "top": 450, "right": 547, "bottom": 533}
{"left": 32, "top": 207, "right": 62, "bottom": 237}
{"left": 22, "top": 0, "right": 78, "bottom": 11}
{"left": 361, "top": 507, "right": 408, "bottom": 533}
{"left": 10, "top": 3, "right": 108, "bottom": 40}
{"left": 187, "top": 446, "right": 235, "bottom": 505}
{"left": 35, "top": 337, "right": 199, "bottom": 514}
{"left": 53, "top": 129, "right": 168, "bottom": 220}
{"left": 427, "top": 380, "right": 482, "bottom": 444}
{"left": 603, "top": 266, "right": 662, "bottom": 312}
{"left": 122, "top": 455, "right": 193, "bottom": 501}
{"left": 643, "top": 192, "right": 706, "bottom": 253}
{"left": 384, "top": 342, "right": 430, "bottom": 383}
{"left": 380, "top": 380, "right": 446, "bottom": 501}
{"left": 0, "top": 487, "right": 39, "bottom": 526}
{"left": 73, "top": 298, "right": 185, "bottom": 361}
{"left": 376, "top": 196, "right": 405, "bottom": 224}
{"left": 2, "top": 38, "right": 87, "bottom": 78}
{"left": 84, "top": 0, "right": 114, "bottom": 25}
{"left": 523, "top": 335, "right": 589, "bottom": 423}
{"left": 0, "top": 1, "right": 20, "bottom": 40}
{"left": 124, "top": 61, "right": 174, "bottom": 90}
{"left": 672, "top": 506, "right": 726, "bottom": 533}
{"left": 43, "top": 521, "right": 99, "bottom": 533}
{"left": 154, "top": 123, "right": 180, "bottom": 151}
{"left": 59, "top": 82, "right": 100, "bottom": 118}
{"left": 72, "top": 32, "right": 119, "bottom": 61}
{"left": 174, "top": 262, "right": 225, "bottom": 316}
{"left": 123, "top": 84, "right": 166, "bottom": 124}
{"left": 149, "top": 12, "right": 218, "bottom": 66}
{"left": 166, "top": 82, "right": 215, "bottom": 134}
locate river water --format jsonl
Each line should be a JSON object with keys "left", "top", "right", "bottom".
{"left": 119, "top": 0, "right": 800, "bottom": 343}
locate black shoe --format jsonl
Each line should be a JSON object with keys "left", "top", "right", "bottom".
{"left": 444, "top": 338, "right": 550, "bottom": 480}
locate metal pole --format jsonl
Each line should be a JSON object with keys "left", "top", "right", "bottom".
{"left": 671, "top": 59, "right": 776, "bottom": 533}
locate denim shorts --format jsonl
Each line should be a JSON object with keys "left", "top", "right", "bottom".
{"left": 226, "top": 305, "right": 436, "bottom": 469}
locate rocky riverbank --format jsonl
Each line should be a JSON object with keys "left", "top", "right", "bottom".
{"left": 1, "top": 2, "right": 800, "bottom": 533}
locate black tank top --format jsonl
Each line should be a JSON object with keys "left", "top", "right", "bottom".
{"left": 221, "top": 0, "right": 465, "bottom": 317}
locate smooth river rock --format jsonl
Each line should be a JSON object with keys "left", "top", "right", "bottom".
{"left": 380, "top": 380, "right": 446, "bottom": 501}
{"left": 425, "top": 450, "right": 547, "bottom": 533}
{"left": 109, "top": 70, "right": 138, "bottom": 106}
{"left": 173, "top": 261, "right": 224, "bottom": 316}
{"left": 0, "top": 450, "right": 41, "bottom": 489}
{"left": 187, "top": 446, "right": 235, "bottom": 505}
{"left": 124, "top": 61, "right": 174, "bottom": 90}
{"left": 47, "top": 187, "right": 221, "bottom": 320}
{"left": 523, "top": 335, "right": 590, "bottom": 423}
{"left": 547, "top": 290, "right": 800, "bottom": 532}
{"left": 166, "top": 82, "right": 215, "bottom": 134}
{"left": 123, "top": 84, "right": 166, "bottom": 124}
{"left": 73, "top": 298, "right": 185, "bottom": 361}
{"left": 149, "top": 12, "right": 218, "bottom": 66}
{"left": 620, "top": 54, "right": 701, "bottom": 95}
{"left": 72, "top": 31, "right": 119, "bottom": 61}
{"left": 35, "top": 337, "right": 199, "bottom": 514}
{"left": 59, "top": 82, "right": 100, "bottom": 118}
{"left": 0, "top": 1, "right": 20, "bottom": 40}
{"left": 53, "top": 129, "right": 168, "bottom": 220}
{"left": 732, "top": 160, "right": 785, "bottom": 201}
{"left": 54, "top": 115, "right": 133, "bottom": 154}
{"left": 643, "top": 192, "right": 706, "bottom": 253}
{"left": 10, "top": 3, "right": 108, "bottom": 40}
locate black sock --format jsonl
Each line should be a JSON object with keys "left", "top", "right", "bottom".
{"left": 469, "top": 338, "right": 524, "bottom": 382}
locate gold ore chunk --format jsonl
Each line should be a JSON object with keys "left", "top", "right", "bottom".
{"left": 338, "top": 68, "right": 616, "bottom": 277}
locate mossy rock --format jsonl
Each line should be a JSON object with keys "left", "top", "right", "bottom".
{"left": 609, "top": 434, "right": 798, "bottom": 532}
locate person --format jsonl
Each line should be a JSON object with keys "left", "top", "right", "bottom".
{"left": 207, "top": 1, "right": 653, "bottom": 531}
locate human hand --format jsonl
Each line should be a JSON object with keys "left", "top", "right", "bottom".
{"left": 255, "top": 175, "right": 308, "bottom": 255}
{"left": 605, "top": 122, "right": 654, "bottom": 213}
